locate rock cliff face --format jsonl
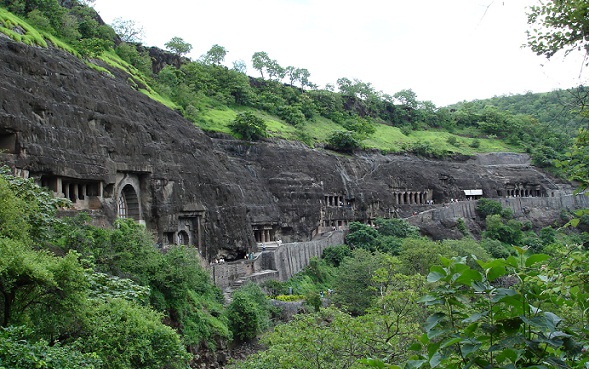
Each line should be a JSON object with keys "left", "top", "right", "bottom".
{"left": 0, "top": 37, "right": 574, "bottom": 261}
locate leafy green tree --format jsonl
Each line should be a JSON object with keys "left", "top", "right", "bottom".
{"left": 79, "top": 298, "right": 190, "bottom": 369}
{"left": 232, "top": 59, "right": 247, "bottom": 74}
{"left": 398, "top": 238, "right": 454, "bottom": 276}
{"left": 202, "top": 44, "right": 227, "bottom": 65}
{"left": 394, "top": 88, "right": 419, "bottom": 109}
{"left": 332, "top": 248, "right": 388, "bottom": 316}
{"left": 229, "top": 111, "right": 268, "bottom": 141}
{"left": 526, "top": 0, "right": 589, "bottom": 59}
{"left": 73, "top": 38, "right": 113, "bottom": 58}
{"left": 251, "top": 51, "right": 271, "bottom": 79}
{"left": 475, "top": 198, "right": 503, "bottom": 218}
{"left": 322, "top": 244, "right": 352, "bottom": 267}
{"left": 345, "top": 221, "right": 379, "bottom": 250}
{"left": 408, "top": 250, "right": 587, "bottom": 369}
{"left": 342, "top": 116, "right": 376, "bottom": 138}
{"left": 115, "top": 42, "right": 152, "bottom": 75}
{"left": 165, "top": 36, "right": 192, "bottom": 56}
{"left": 482, "top": 214, "right": 524, "bottom": 246}
{"left": 375, "top": 218, "right": 419, "bottom": 238}
{"left": 297, "top": 68, "right": 311, "bottom": 89}
{"left": 230, "top": 307, "right": 392, "bottom": 369}
{"left": 226, "top": 282, "right": 272, "bottom": 342}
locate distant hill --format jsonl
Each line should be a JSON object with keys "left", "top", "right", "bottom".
{"left": 448, "top": 88, "right": 589, "bottom": 136}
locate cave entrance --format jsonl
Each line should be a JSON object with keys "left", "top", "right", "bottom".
{"left": 118, "top": 184, "right": 140, "bottom": 221}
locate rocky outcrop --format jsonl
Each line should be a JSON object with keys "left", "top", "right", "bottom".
{"left": 0, "top": 37, "right": 577, "bottom": 263}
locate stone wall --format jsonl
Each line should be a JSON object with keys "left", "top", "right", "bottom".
{"left": 263, "top": 231, "right": 345, "bottom": 281}
{"left": 210, "top": 231, "right": 345, "bottom": 289}
{"left": 408, "top": 193, "right": 589, "bottom": 239}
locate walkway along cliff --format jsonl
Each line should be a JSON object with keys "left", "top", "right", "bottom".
{"left": 0, "top": 37, "right": 585, "bottom": 289}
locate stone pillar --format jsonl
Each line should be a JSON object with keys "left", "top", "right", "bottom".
{"left": 56, "top": 177, "right": 63, "bottom": 197}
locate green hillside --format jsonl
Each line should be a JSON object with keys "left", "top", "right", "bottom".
{"left": 2, "top": 1, "right": 589, "bottom": 369}
{"left": 450, "top": 88, "right": 589, "bottom": 136}
{"left": 0, "top": 1, "right": 575, "bottom": 169}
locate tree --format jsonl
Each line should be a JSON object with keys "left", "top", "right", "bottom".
{"left": 408, "top": 251, "right": 588, "bottom": 369}
{"left": 394, "top": 89, "right": 419, "bottom": 109}
{"left": 165, "top": 36, "right": 192, "bottom": 56}
{"left": 232, "top": 59, "right": 247, "bottom": 74}
{"left": 526, "top": 0, "right": 589, "bottom": 59}
{"left": 225, "top": 282, "right": 271, "bottom": 342}
{"left": 229, "top": 112, "right": 268, "bottom": 141}
{"left": 0, "top": 326, "right": 102, "bottom": 369}
{"left": 284, "top": 66, "right": 297, "bottom": 86}
{"left": 398, "top": 238, "right": 455, "bottom": 276}
{"left": 375, "top": 218, "right": 419, "bottom": 238}
{"left": 111, "top": 17, "right": 144, "bottom": 43}
{"left": 266, "top": 59, "right": 284, "bottom": 81}
{"left": 297, "top": 68, "right": 311, "bottom": 89}
{"left": 346, "top": 221, "right": 380, "bottom": 250}
{"left": 202, "top": 44, "right": 227, "bottom": 65}
{"left": 475, "top": 198, "right": 503, "bottom": 218}
{"left": 251, "top": 51, "right": 271, "bottom": 79}
{"left": 331, "top": 248, "right": 387, "bottom": 315}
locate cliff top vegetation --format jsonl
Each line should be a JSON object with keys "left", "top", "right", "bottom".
{"left": 0, "top": 0, "right": 579, "bottom": 169}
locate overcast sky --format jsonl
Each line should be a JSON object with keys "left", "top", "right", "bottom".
{"left": 93, "top": 0, "right": 587, "bottom": 106}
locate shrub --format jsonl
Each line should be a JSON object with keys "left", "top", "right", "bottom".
{"left": 0, "top": 326, "right": 102, "bottom": 369}
{"left": 322, "top": 245, "right": 352, "bottom": 267}
{"left": 229, "top": 112, "right": 268, "bottom": 141}
{"left": 475, "top": 198, "right": 503, "bottom": 218}
{"left": 325, "top": 130, "right": 361, "bottom": 153}
{"left": 275, "top": 294, "right": 305, "bottom": 302}
{"left": 226, "top": 283, "right": 272, "bottom": 342}
{"left": 446, "top": 136, "right": 459, "bottom": 146}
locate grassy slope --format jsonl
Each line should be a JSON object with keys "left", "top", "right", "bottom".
{"left": 199, "top": 106, "right": 521, "bottom": 155}
{"left": 0, "top": 7, "right": 523, "bottom": 156}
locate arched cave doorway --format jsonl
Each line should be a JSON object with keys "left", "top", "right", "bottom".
{"left": 118, "top": 184, "right": 140, "bottom": 221}
{"left": 177, "top": 230, "right": 189, "bottom": 245}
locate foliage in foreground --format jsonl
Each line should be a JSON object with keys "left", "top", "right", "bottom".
{"left": 0, "top": 168, "right": 232, "bottom": 368}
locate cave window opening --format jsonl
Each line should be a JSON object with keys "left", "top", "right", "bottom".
{"left": 117, "top": 184, "right": 140, "bottom": 220}
{"left": 0, "top": 132, "right": 17, "bottom": 154}
{"left": 164, "top": 232, "right": 175, "bottom": 245}
{"left": 118, "top": 196, "right": 127, "bottom": 218}
{"left": 177, "top": 231, "right": 189, "bottom": 245}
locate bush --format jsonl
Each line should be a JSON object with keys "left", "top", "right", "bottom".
{"left": 322, "top": 245, "right": 352, "bottom": 267}
{"left": 115, "top": 42, "right": 153, "bottom": 76}
{"left": 325, "top": 130, "right": 361, "bottom": 152}
{"left": 229, "top": 112, "right": 268, "bottom": 141}
{"left": 79, "top": 298, "right": 190, "bottom": 369}
{"left": 475, "top": 198, "right": 503, "bottom": 218}
{"left": 0, "top": 326, "right": 102, "bottom": 369}
{"left": 374, "top": 218, "right": 419, "bottom": 238}
{"left": 226, "top": 283, "right": 272, "bottom": 342}
{"left": 446, "top": 136, "right": 459, "bottom": 146}
{"left": 481, "top": 238, "right": 512, "bottom": 258}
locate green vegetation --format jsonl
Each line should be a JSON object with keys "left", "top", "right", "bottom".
{"left": 229, "top": 111, "right": 268, "bottom": 140}
{"left": 0, "top": 1, "right": 574, "bottom": 166}
{"left": 3, "top": 1, "right": 589, "bottom": 368}
{"left": 0, "top": 168, "right": 231, "bottom": 368}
